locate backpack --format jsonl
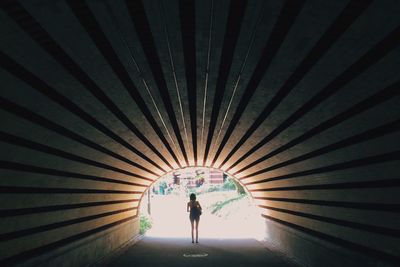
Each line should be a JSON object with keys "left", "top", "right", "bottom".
{"left": 192, "top": 201, "right": 202, "bottom": 216}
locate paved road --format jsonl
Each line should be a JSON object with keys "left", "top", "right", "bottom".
{"left": 106, "top": 237, "right": 299, "bottom": 267}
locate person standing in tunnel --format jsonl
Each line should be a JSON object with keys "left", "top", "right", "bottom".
{"left": 187, "top": 193, "right": 202, "bottom": 243}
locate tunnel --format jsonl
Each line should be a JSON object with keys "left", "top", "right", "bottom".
{"left": 0, "top": 0, "right": 399, "bottom": 266}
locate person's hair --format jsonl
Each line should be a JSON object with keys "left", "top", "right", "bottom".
{"left": 190, "top": 193, "right": 196, "bottom": 201}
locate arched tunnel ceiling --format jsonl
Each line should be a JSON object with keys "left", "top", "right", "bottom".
{"left": 2, "top": 0, "right": 399, "bottom": 179}
{"left": 1, "top": 0, "right": 400, "bottom": 264}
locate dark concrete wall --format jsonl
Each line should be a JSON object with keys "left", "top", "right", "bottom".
{"left": 0, "top": 0, "right": 399, "bottom": 266}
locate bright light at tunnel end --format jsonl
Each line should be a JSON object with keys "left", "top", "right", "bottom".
{"left": 139, "top": 166, "right": 266, "bottom": 240}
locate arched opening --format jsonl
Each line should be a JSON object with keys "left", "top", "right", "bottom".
{"left": 138, "top": 167, "right": 265, "bottom": 240}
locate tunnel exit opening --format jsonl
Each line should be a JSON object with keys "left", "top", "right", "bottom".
{"left": 138, "top": 167, "right": 265, "bottom": 240}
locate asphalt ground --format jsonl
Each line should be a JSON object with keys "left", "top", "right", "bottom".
{"left": 106, "top": 236, "right": 299, "bottom": 267}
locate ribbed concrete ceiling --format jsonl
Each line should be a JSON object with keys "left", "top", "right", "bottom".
{"left": 2, "top": 0, "right": 399, "bottom": 176}
{"left": 1, "top": 0, "right": 400, "bottom": 265}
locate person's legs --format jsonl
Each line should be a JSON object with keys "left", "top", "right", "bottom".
{"left": 190, "top": 218, "right": 194, "bottom": 243}
{"left": 195, "top": 217, "right": 200, "bottom": 243}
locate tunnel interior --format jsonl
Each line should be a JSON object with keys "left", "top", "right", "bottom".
{"left": 0, "top": 0, "right": 399, "bottom": 266}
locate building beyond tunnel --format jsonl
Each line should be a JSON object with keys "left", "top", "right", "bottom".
{"left": 0, "top": 0, "right": 399, "bottom": 266}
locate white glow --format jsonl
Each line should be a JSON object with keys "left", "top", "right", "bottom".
{"left": 144, "top": 194, "right": 265, "bottom": 240}
{"left": 140, "top": 167, "right": 266, "bottom": 240}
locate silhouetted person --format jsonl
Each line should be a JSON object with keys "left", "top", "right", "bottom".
{"left": 187, "top": 193, "right": 202, "bottom": 243}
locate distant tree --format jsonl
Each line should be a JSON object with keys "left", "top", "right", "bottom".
{"left": 231, "top": 178, "right": 246, "bottom": 195}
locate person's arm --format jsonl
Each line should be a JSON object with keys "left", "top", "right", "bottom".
{"left": 187, "top": 202, "right": 190, "bottom": 212}
{"left": 197, "top": 201, "right": 202, "bottom": 210}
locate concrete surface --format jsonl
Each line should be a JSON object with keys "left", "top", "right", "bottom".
{"left": 106, "top": 237, "right": 298, "bottom": 267}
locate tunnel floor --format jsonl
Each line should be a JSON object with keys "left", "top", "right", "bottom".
{"left": 105, "top": 237, "right": 299, "bottom": 267}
